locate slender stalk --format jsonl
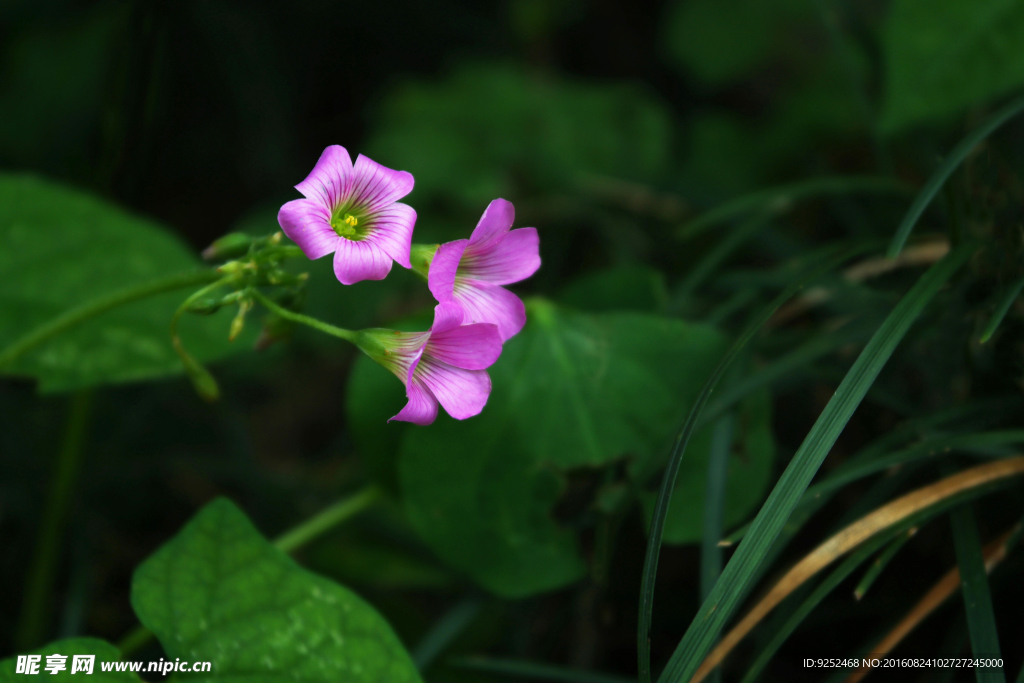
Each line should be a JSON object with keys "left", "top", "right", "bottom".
{"left": 273, "top": 486, "right": 382, "bottom": 553}
{"left": 117, "top": 485, "right": 382, "bottom": 656}
{"left": 250, "top": 289, "right": 356, "bottom": 342}
{"left": 15, "top": 390, "right": 94, "bottom": 650}
{"left": 169, "top": 277, "right": 236, "bottom": 402}
{"left": 0, "top": 270, "right": 221, "bottom": 371}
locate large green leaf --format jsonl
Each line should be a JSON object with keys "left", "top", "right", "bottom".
{"left": 0, "top": 173, "right": 247, "bottom": 392}
{"left": 400, "top": 410, "right": 587, "bottom": 598}
{"left": 0, "top": 638, "right": 139, "bottom": 682}
{"left": 131, "top": 498, "right": 421, "bottom": 683}
{"left": 881, "top": 0, "right": 1024, "bottom": 132}
{"left": 386, "top": 301, "right": 773, "bottom": 596}
{"left": 366, "top": 63, "right": 672, "bottom": 207}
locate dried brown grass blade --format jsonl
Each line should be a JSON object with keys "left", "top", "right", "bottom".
{"left": 844, "top": 524, "right": 1018, "bottom": 683}
{"left": 771, "top": 239, "right": 950, "bottom": 325}
{"left": 689, "top": 456, "right": 1024, "bottom": 683}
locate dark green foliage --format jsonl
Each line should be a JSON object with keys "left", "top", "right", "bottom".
{"left": 131, "top": 498, "right": 422, "bottom": 683}
{"left": 0, "top": 174, "right": 247, "bottom": 391}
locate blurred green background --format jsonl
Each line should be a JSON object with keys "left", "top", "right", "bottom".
{"left": 4, "top": 0, "right": 1024, "bottom": 680}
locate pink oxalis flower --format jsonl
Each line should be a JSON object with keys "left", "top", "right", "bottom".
{"left": 278, "top": 145, "right": 416, "bottom": 285}
{"left": 428, "top": 198, "right": 540, "bottom": 342}
{"left": 356, "top": 312, "right": 503, "bottom": 425}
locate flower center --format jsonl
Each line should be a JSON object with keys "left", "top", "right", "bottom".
{"left": 330, "top": 207, "right": 369, "bottom": 240}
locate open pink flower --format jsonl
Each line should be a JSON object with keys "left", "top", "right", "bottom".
{"left": 277, "top": 145, "right": 416, "bottom": 285}
{"left": 356, "top": 312, "right": 503, "bottom": 425}
{"left": 428, "top": 198, "right": 540, "bottom": 342}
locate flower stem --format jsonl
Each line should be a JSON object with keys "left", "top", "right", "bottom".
{"left": 169, "top": 276, "right": 237, "bottom": 401}
{"left": 116, "top": 485, "right": 382, "bottom": 656}
{"left": 0, "top": 270, "right": 222, "bottom": 371}
{"left": 15, "top": 390, "right": 93, "bottom": 650}
{"left": 273, "top": 485, "right": 382, "bottom": 553}
{"left": 249, "top": 289, "right": 357, "bottom": 342}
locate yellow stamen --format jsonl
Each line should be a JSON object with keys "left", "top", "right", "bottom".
{"left": 344, "top": 214, "right": 358, "bottom": 227}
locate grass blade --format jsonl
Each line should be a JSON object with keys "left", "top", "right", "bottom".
{"left": 699, "top": 321, "right": 876, "bottom": 427}
{"left": 980, "top": 275, "right": 1024, "bottom": 343}
{"left": 636, "top": 242, "right": 875, "bottom": 683}
{"left": 853, "top": 529, "right": 916, "bottom": 601}
{"left": 655, "top": 243, "right": 975, "bottom": 683}
{"left": 701, "top": 415, "right": 734, "bottom": 601}
{"left": 678, "top": 176, "right": 908, "bottom": 240}
{"left": 739, "top": 528, "right": 900, "bottom": 683}
{"left": 693, "top": 457, "right": 1024, "bottom": 682}
{"left": 412, "top": 597, "right": 482, "bottom": 670}
{"left": 676, "top": 216, "right": 768, "bottom": 302}
{"left": 950, "top": 504, "right": 1005, "bottom": 682}
{"left": 846, "top": 524, "right": 1019, "bottom": 683}
{"left": 887, "top": 95, "right": 1024, "bottom": 258}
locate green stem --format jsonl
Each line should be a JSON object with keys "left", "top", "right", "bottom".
{"left": 0, "top": 270, "right": 221, "bottom": 371}
{"left": 250, "top": 289, "right": 356, "bottom": 342}
{"left": 169, "top": 277, "right": 236, "bottom": 402}
{"left": 273, "top": 486, "right": 382, "bottom": 553}
{"left": 15, "top": 390, "right": 94, "bottom": 650}
{"left": 117, "top": 485, "right": 382, "bottom": 656}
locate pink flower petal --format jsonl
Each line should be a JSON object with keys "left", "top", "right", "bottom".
{"left": 468, "top": 198, "right": 515, "bottom": 251}
{"left": 389, "top": 378, "right": 439, "bottom": 425}
{"left": 453, "top": 281, "right": 527, "bottom": 342}
{"left": 416, "top": 360, "right": 492, "bottom": 420}
{"left": 277, "top": 198, "right": 338, "bottom": 259}
{"left": 427, "top": 323, "right": 502, "bottom": 370}
{"left": 432, "top": 301, "right": 465, "bottom": 334}
{"left": 461, "top": 227, "right": 540, "bottom": 285}
{"left": 352, "top": 154, "right": 415, "bottom": 213}
{"left": 295, "top": 145, "right": 354, "bottom": 208}
{"left": 333, "top": 238, "right": 393, "bottom": 285}
{"left": 367, "top": 202, "right": 416, "bottom": 268}
{"left": 427, "top": 239, "right": 468, "bottom": 303}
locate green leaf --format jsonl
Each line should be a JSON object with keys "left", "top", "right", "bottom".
{"left": 0, "top": 638, "right": 139, "bottom": 682}
{"left": 655, "top": 243, "right": 974, "bottom": 683}
{"left": 367, "top": 63, "right": 672, "bottom": 207}
{"left": 0, "top": 173, "right": 247, "bottom": 392}
{"left": 399, "top": 409, "right": 587, "bottom": 598}
{"left": 393, "top": 301, "right": 772, "bottom": 596}
{"left": 558, "top": 265, "right": 668, "bottom": 313}
{"left": 131, "top": 497, "right": 422, "bottom": 683}
{"left": 881, "top": 0, "right": 1024, "bottom": 132}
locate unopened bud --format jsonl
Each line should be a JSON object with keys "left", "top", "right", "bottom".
{"left": 254, "top": 313, "right": 295, "bottom": 351}
{"left": 228, "top": 300, "right": 252, "bottom": 342}
{"left": 202, "top": 233, "right": 252, "bottom": 262}
{"left": 176, "top": 348, "right": 220, "bottom": 401}
{"left": 409, "top": 243, "right": 439, "bottom": 281}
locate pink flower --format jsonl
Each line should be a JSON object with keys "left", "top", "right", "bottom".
{"left": 277, "top": 145, "right": 417, "bottom": 285}
{"left": 355, "top": 312, "right": 503, "bottom": 425}
{"left": 428, "top": 198, "right": 540, "bottom": 342}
